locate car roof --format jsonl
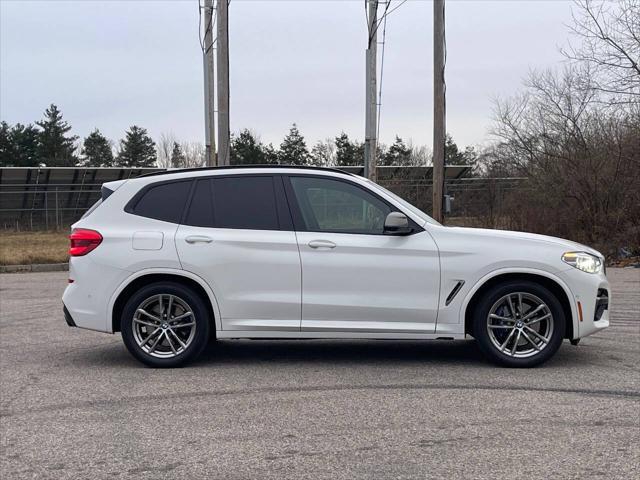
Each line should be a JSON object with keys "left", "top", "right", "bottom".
{"left": 139, "top": 165, "right": 355, "bottom": 179}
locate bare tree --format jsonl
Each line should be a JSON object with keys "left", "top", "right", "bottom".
{"left": 491, "top": 65, "right": 640, "bottom": 252}
{"left": 181, "top": 142, "right": 205, "bottom": 168}
{"left": 156, "top": 133, "right": 205, "bottom": 169}
{"left": 310, "top": 139, "right": 336, "bottom": 166}
{"left": 156, "top": 132, "right": 177, "bottom": 168}
{"left": 406, "top": 140, "right": 432, "bottom": 166}
{"left": 562, "top": 0, "right": 640, "bottom": 102}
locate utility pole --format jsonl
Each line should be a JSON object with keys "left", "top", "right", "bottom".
{"left": 202, "top": 0, "right": 216, "bottom": 167}
{"left": 364, "top": 0, "right": 378, "bottom": 181}
{"left": 216, "top": 0, "right": 230, "bottom": 166}
{"left": 432, "top": 0, "right": 446, "bottom": 223}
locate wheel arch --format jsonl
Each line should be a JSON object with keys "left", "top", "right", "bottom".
{"left": 462, "top": 270, "right": 576, "bottom": 340}
{"left": 108, "top": 269, "right": 221, "bottom": 334}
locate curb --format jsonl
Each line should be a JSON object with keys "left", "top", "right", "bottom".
{"left": 0, "top": 263, "right": 69, "bottom": 274}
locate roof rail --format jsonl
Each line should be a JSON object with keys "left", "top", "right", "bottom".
{"left": 139, "top": 165, "right": 356, "bottom": 178}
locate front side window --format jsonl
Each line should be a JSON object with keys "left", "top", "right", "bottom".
{"left": 289, "top": 176, "right": 391, "bottom": 234}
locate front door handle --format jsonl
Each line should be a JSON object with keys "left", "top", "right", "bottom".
{"left": 308, "top": 240, "right": 336, "bottom": 249}
{"left": 185, "top": 235, "right": 213, "bottom": 244}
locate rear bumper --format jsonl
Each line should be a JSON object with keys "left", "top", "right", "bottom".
{"left": 63, "top": 304, "right": 76, "bottom": 327}
{"left": 62, "top": 256, "right": 130, "bottom": 333}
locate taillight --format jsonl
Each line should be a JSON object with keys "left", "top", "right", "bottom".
{"left": 69, "top": 229, "right": 103, "bottom": 256}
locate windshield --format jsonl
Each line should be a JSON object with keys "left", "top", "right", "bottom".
{"left": 364, "top": 179, "right": 442, "bottom": 226}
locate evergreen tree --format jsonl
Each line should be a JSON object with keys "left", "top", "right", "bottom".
{"left": 380, "top": 136, "right": 411, "bottom": 166}
{"left": 334, "top": 132, "right": 364, "bottom": 166}
{"left": 262, "top": 143, "right": 279, "bottom": 165}
{"left": 0, "top": 122, "right": 41, "bottom": 167}
{"left": 278, "top": 124, "right": 309, "bottom": 165}
{"left": 12, "top": 124, "right": 40, "bottom": 167}
{"left": 36, "top": 104, "right": 78, "bottom": 166}
{"left": 81, "top": 129, "right": 113, "bottom": 167}
{"left": 116, "top": 126, "right": 156, "bottom": 167}
{"left": 230, "top": 129, "right": 274, "bottom": 165}
{"left": 444, "top": 133, "right": 477, "bottom": 172}
{"left": 444, "top": 134, "right": 465, "bottom": 165}
{"left": 0, "top": 122, "right": 11, "bottom": 167}
{"left": 170, "top": 142, "right": 186, "bottom": 168}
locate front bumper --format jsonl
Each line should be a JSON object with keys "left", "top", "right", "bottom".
{"left": 557, "top": 267, "right": 610, "bottom": 339}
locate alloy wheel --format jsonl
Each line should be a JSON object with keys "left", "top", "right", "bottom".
{"left": 486, "top": 292, "right": 554, "bottom": 358}
{"left": 132, "top": 294, "right": 197, "bottom": 358}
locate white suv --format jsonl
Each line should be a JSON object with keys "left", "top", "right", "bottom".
{"left": 62, "top": 166, "right": 610, "bottom": 368}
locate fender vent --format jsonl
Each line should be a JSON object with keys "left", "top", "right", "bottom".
{"left": 445, "top": 280, "right": 465, "bottom": 306}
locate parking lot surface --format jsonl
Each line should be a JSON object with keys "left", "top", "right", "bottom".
{"left": 1, "top": 268, "right": 639, "bottom": 479}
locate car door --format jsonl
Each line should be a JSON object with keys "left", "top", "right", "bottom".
{"left": 175, "top": 175, "right": 301, "bottom": 331}
{"left": 284, "top": 175, "right": 440, "bottom": 333}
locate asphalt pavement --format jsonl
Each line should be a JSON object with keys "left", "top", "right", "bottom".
{"left": 1, "top": 268, "right": 638, "bottom": 479}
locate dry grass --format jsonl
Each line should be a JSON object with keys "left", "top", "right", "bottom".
{"left": 0, "top": 231, "right": 69, "bottom": 265}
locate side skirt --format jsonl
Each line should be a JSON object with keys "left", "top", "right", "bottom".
{"left": 216, "top": 330, "right": 466, "bottom": 340}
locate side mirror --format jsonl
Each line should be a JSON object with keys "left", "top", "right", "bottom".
{"left": 383, "top": 212, "right": 413, "bottom": 235}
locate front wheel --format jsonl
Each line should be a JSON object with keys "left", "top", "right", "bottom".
{"left": 121, "top": 282, "right": 211, "bottom": 368}
{"left": 472, "top": 281, "right": 566, "bottom": 367}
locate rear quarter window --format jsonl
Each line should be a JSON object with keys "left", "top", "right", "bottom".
{"left": 127, "top": 180, "right": 192, "bottom": 224}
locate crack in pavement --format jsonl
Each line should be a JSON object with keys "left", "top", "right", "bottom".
{"left": 1, "top": 382, "right": 638, "bottom": 418}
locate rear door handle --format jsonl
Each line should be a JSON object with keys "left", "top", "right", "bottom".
{"left": 185, "top": 235, "right": 213, "bottom": 244}
{"left": 308, "top": 240, "right": 336, "bottom": 249}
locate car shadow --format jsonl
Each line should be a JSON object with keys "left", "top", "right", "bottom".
{"left": 71, "top": 335, "right": 593, "bottom": 370}
{"left": 71, "top": 337, "right": 490, "bottom": 369}
{"left": 195, "top": 338, "right": 487, "bottom": 367}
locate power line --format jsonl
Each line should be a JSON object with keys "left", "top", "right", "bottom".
{"left": 376, "top": 4, "right": 388, "bottom": 145}
{"left": 376, "top": 1, "right": 409, "bottom": 148}
{"left": 198, "top": 0, "right": 218, "bottom": 55}
{"left": 368, "top": 0, "right": 406, "bottom": 43}
{"left": 380, "top": 0, "right": 407, "bottom": 21}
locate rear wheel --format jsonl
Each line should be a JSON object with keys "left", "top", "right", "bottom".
{"left": 472, "top": 281, "right": 565, "bottom": 367}
{"left": 121, "top": 282, "right": 210, "bottom": 368}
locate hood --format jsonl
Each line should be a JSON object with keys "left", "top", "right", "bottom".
{"left": 446, "top": 227, "right": 603, "bottom": 257}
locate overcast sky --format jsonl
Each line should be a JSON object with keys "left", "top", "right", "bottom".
{"left": 1, "top": 0, "right": 576, "bottom": 150}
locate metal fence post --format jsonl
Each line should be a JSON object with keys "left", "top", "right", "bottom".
{"left": 55, "top": 187, "right": 59, "bottom": 231}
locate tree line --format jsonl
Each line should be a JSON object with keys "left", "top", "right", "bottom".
{"left": 0, "top": 105, "right": 156, "bottom": 168}
{"left": 480, "top": 0, "right": 639, "bottom": 255}
{"left": 0, "top": 0, "right": 636, "bottom": 255}
{"left": 0, "top": 106, "right": 477, "bottom": 170}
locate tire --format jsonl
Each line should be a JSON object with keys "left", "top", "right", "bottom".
{"left": 472, "top": 280, "right": 565, "bottom": 367}
{"left": 121, "top": 282, "right": 211, "bottom": 368}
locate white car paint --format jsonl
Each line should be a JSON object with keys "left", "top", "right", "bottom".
{"left": 62, "top": 167, "right": 609, "bottom": 347}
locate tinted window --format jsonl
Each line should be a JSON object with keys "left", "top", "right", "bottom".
{"left": 211, "top": 176, "right": 279, "bottom": 230}
{"left": 185, "top": 179, "right": 214, "bottom": 227}
{"left": 132, "top": 181, "right": 191, "bottom": 224}
{"left": 289, "top": 176, "right": 391, "bottom": 234}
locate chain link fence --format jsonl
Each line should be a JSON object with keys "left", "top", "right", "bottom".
{"left": 1, "top": 166, "right": 525, "bottom": 231}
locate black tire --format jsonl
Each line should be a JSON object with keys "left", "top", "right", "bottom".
{"left": 121, "top": 282, "right": 211, "bottom": 368}
{"left": 472, "top": 280, "right": 565, "bottom": 368}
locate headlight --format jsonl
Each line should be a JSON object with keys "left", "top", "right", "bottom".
{"left": 562, "top": 252, "right": 603, "bottom": 274}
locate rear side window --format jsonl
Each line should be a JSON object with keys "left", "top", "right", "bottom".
{"left": 212, "top": 176, "right": 279, "bottom": 230}
{"left": 184, "top": 179, "right": 214, "bottom": 227}
{"left": 183, "top": 176, "right": 281, "bottom": 230}
{"left": 130, "top": 181, "right": 191, "bottom": 224}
